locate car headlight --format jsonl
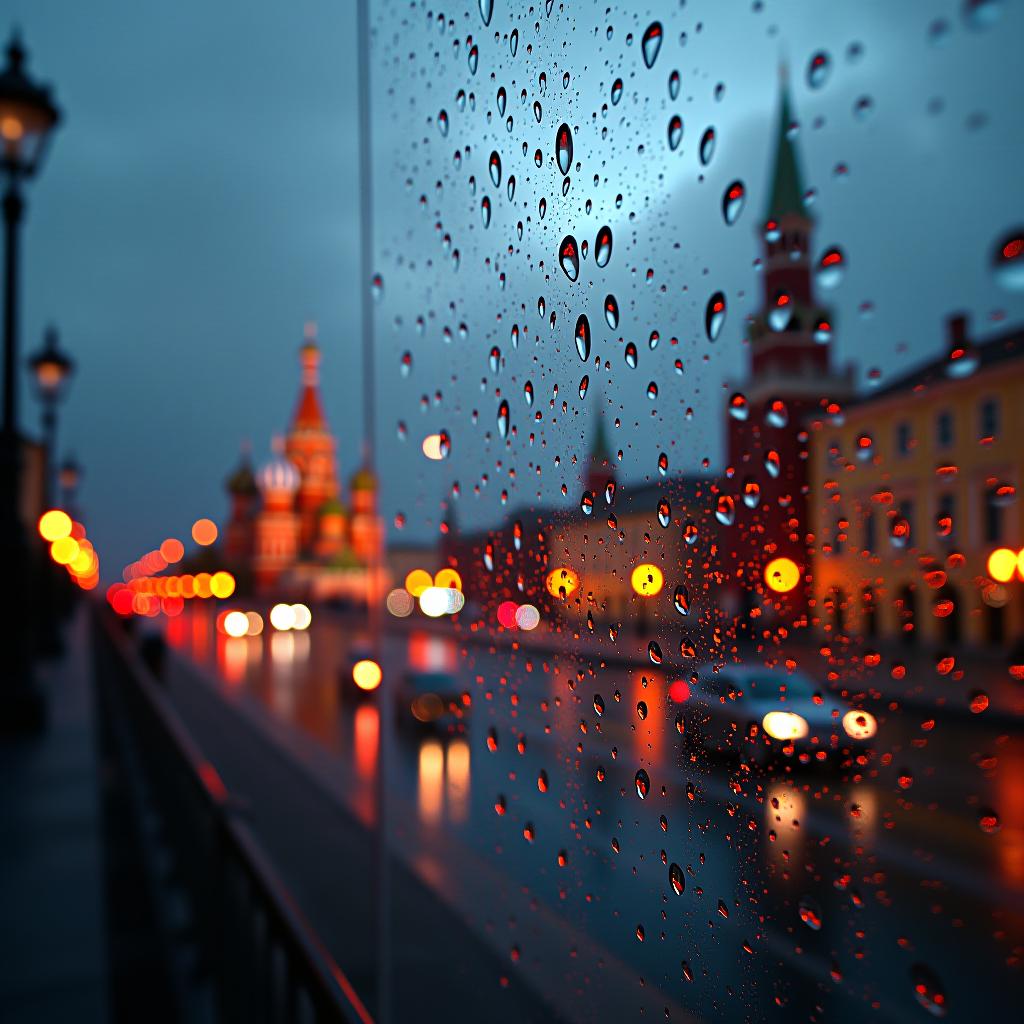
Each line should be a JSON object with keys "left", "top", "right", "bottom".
{"left": 762, "top": 711, "right": 809, "bottom": 741}
{"left": 842, "top": 709, "right": 877, "bottom": 740}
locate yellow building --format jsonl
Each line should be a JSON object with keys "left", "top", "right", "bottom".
{"left": 809, "top": 315, "right": 1024, "bottom": 650}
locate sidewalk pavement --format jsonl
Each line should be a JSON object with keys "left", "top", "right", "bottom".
{"left": 0, "top": 608, "right": 108, "bottom": 1022}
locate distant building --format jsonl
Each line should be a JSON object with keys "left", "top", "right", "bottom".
{"left": 721, "top": 78, "right": 853, "bottom": 626}
{"left": 808, "top": 317, "right": 1024, "bottom": 650}
{"left": 223, "top": 325, "right": 385, "bottom": 602}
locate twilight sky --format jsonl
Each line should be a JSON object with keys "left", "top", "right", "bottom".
{"left": 9, "top": 0, "right": 1024, "bottom": 574}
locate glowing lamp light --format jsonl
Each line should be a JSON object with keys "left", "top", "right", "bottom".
{"left": 987, "top": 547, "right": 1017, "bottom": 583}
{"left": 269, "top": 603, "right": 296, "bottom": 631}
{"left": 290, "top": 603, "right": 312, "bottom": 630}
{"left": 764, "top": 557, "right": 800, "bottom": 594}
{"left": 668, "top": 679, "right": 691, "bottom": 704}
{"left": 496, "top": 600, "right": 519, "bottom": 629}
{"left": 631, "top": 563, "right": 664, "bottom": 597}
{"left": 515, "top": 604, "right": 540, "bottom": 630}
{"left": 191, "top": 518, "right": 218, "bottom": 546}
{"left": 546, "top": 566, "right": 580, "bottom": 599}
{"left": 419, "top": 586, "right": 450, "bottom": 618}
{"left": 353, "top": 658, "right": 382, "bottom": 691}
{"left": 421, "top": 434, "right": 445, "bottom": 460}
{"left": 210, "top": 571, "right": 236, "bottom": 599}
{"left": 38, "top": 509, "right": 72, "bottom": 542}
{"left": 194, "top": 573, "right": 212, "bottom": 598}
{"left": 223, "top": 611, "right": 249, "bottom": 638}
{"left": 245, "top": 611, "right": 264, "bottom": 637}
{"left": 762, "top": 711, "right": 809, "bottom": 741}
{"left": 842, "top": 709, "right": 877, "bottom": 740}
{"left": 434, "top": 567, "right": 463, "bottom": 591}
{"left": 386, "top": 588, "right": 415, "bottom": 617}
{"left": 50, "top": 536, "right": 79, "bottom": 565}
{"left": 405, "top": 568, "right": 433, "bottom": 597}
{"left": 160, "top": 538, "right": 184, "bottom": 564}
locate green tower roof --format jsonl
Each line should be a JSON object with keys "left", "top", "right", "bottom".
{"left": 765, "top": 80, "right": 808, "bottom": 221}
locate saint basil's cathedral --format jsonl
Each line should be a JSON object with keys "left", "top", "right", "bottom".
{"left": 222, "top": 324, "right": 383, "bottom": 600}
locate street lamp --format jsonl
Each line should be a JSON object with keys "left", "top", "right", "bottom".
{"left": 28, "top": 324, "right": 73, "bottom": 506}
{"left": 0, "top": 32, "right": 61, "bottom": 733}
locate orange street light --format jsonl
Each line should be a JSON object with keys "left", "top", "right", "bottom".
{"left": 631, "top": 563, "right": 664, "bottom": 597}
{"left": 988, "top": 547, "right": 1017, "bottom": 583}
{"left": 764, "top": 557, "right": 800, "bottom": 594}
{"left": 353, "top": 658, "right": 382, "bottom": 691}
{"left": 405, "top": 568, "right": 433, "bottom": 597}
{"left": 546, "top": 566, "right": 580, "bottom": 599}
{"left": 38, "top": 508, "right": 71, "bottom": 542}
{"left": 191, "top": 518, "right": 218, "bottom": 546}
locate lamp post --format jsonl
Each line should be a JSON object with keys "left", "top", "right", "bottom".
{"left": 0, "top": 32, "right": 61, "bottom": 732}
{"left": 28, "top": 324, "right": 73, "bottom": 506}
{"left": 58, "top": 452, "right": 80, "bottom": 514}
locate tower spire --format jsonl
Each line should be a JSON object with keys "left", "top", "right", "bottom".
{"left": 764, "top": 69, "right": 807, "bottom": 222}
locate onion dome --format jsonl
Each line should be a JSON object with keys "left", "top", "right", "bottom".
{"left": 318, "top": 496, "right": 347, "bottom": 518}
{"left": 292, "top": 321, "right": 328, "bottom": 432}
{"left": 226, "top": 444, "right": 259, "bottom": 497}
{"left": 350, "top": 464, "right": 377, "bottom": 492}
{"left": 258, "top": 437, "right": 300, "bottom": 496}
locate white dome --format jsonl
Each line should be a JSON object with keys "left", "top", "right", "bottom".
{"left": 258, "top": 453, "right": 300, "bottom": 495}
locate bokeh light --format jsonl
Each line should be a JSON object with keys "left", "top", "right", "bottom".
{"left": 987, "top": 547, "right": 1017, "bottom": 583}
{"left": 269, "top": 603, "right": 296, "bottom": 631}
{"left": 191, "top": 518, "right": 219, "bottom": 546}
{"left": 631, "top": 563, "right": 664, "bottom": 597}
{"left": 290, "top": 603, "right": 312, "bottom": 630}
{"left": 223, "top": 611, "right": 249, "bottom": 638}
{"left": 386, "top": 588, "right": 415, "bottom": 617}
{"left": 38, "top": 509, "right": 72, "bottom": 542}
{"left": 405, "top": 568, "right": 433, "bottom": 597}
{"left": 353, "top": 658, "right": 382, "bottom": 691}
{"left": 764, "top": 557, "right": 800, "bottom": 593}
{"left": 160, "top": 537, "right": 185, "bottom": 563}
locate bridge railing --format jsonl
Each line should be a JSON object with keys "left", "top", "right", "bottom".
{"left": 92, "top": 607, "right": 374, "bottom": 1024}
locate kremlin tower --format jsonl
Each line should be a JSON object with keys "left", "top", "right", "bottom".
{"left": 725, "top": 74, "right": 853, "bottom": 619}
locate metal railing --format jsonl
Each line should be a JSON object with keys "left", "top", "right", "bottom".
{"left": 93, "top": 607, "right": 374, "bottom": 1024}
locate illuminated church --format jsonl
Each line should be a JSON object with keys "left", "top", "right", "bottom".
{"left": 223, "top": 324, "right": 383, "bottom": 600}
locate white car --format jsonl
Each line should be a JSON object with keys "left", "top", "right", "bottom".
{"left": 680, "top": 665, "right": 878, "bottom": 767}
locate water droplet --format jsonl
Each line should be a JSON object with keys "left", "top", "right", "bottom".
{"left": 486, "top": 726, "right": 498, "bottom": 752}
{"left": 705, "top": 292, "right": 726, "bottom": 341}
{"left": 668, "top": 69, "right": 680, "bottom": 100}
{"left": 624, "top": 342, "right": 638, "bottom": 368}
{"left": 816, "top": 246, "right": 846, "bottom": 288}
{"left": 509, "top": 28, "right": 518, "bottom": 56}
{"left": 497, "top": 86, "right": 506, "bottom": 116}
{"left": 523, "top": 380, "right": 534, "bottom": 407}
{"left": 604, "top": 480, "right": 616, "bottom": 505}
{"left": 579, "top": 374, "right": 589, "bottom": 399}
{"left": 673, "top": 586, "right": 690, "bottom": 615}
{"left": 669, "top": 862, "right": 685, "bottom": 895}
{"left": 646, "top": 381, "right": 658, "bottom": 400}
{"left": 481, "top": 195, "right": 491, "bottom": 227}
{"left": 683, "top": 520, "right": 698, "bottom": 545}
{"left": 635, "top": 768, "right": 651, "bottom": 798}
{"left": 910, "top": 963, "right": 948, "bottom": 1017}
{"left": 575, "top": 314, "right": 591, "bottom": 361}
{"left": 668, "top": 115, "right": 683, "bottom": 151}
{"left": 657, "top": 499, "right": 671, "bottom": 528}
{"left": 742, "top": 479, "right": 760, "bottom": 508}
{"left": 768, "top": 291, "right": 793, "bottom": 332}
{"left": 798, "top": 895, "right": 823, "bottom": 930}
{"left": 814, "top": 317, "right": 833, "bottom": 344}
{"left": 603, "top": 294, "right": 619, "bottom": 330}
{"left": 549, "top": 127, "right": 572, "bottom": 184}
{"left": 559, "top": 235, "right": 580, "bottom": 281}
{"left": 497, "top": 400, "right": 510, "bottom": 439}
{"left": 722, "top": 180, "right": 746, "bottom": 225}
{"left": 728, "top": 392, "right": 749, "bottom": 420}
{"left": 581, "top": 491, "right": 594, "bottom": 515}
{"left": 715, "top": 495, "right": 736, "bottom": 526}
{"left": 964, "top": 0, "right": 1003, "bottom": 30}
{"left": 595, "top": 226, "right": 613, "bottom": 268}
{"left": 479, "top": 0, "right": 494, "bottom": 26}
{"left": 488, "top": 150, "right": 502, "bottom": 188}
{"left": 807, "top": 50, "right": 831, "bottom": 89}
{"left": 993, "top": 229, "right": 1024, "bottom": 290}
{"left": 765, "top": 397, "right": 789, "bottom": 428}
{"left": 611, "top": 77, "right": 623, "bottom": 104}
{"left": 648, "top": 641, "right": 663, "bottom": 665}
{"left": 979, "top": 807, "right": 1001, "bottom": 833}
{"left": 658, "top": 452, "right": 668, "bottom": 475}
{"left": 400, "top": 351, "right": 412, "bottom": 377}
{"left": 699, "top": 126, "right": 716, "bottom": 165}
{"left": 438, "top": 429, "right": 452, "bottom": 459}
{"left": 437, "top": 109, "right": 449, "bottom": 136}
{"left": 641, "top": 21, "right": 663, "bottom": 68}
{"left": 468, "top": 44, "right": 479, "bottom": 74}
{"left": 533, "top": 100, "right": 542, "bottom": 123}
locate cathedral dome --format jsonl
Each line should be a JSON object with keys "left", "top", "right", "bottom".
{"left": 258, "top": 439, "right": 300, "bottom": 496}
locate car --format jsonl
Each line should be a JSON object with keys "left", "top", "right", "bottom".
{"left": 395, "top": 669, "right": 468, "bottom": 733}
{"left": 679, "top": 664, "right": 878, "bottom": 768}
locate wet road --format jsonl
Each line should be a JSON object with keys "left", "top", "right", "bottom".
{"left": 164, "top": 607, "right": 1024, "bottom": 1022}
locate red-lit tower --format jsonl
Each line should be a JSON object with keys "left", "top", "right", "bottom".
{"left": 253, "top": 438, "right": 301, "bottom": 593}
{"left": 285, "top": 323, "right": 340, "bottom": 553}
{"left": 223, "top": 441, "right": 259, "bottom": 564}
{"left": 725, "top": 76, "right": 852, "bottom": 619}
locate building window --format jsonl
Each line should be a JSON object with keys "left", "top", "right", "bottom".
{"left": 984, "top": 486, "right": 1004, "bottom": 544}
{"left": 863, "top": 508, "right": 876, "bottom": 553}
{"left": 979, "top": 398, "right": 1000, "bottom": 440}
{"left": 896, "top": 421, "right": 912, "bottom": 456}
{"left": 936, "top": 410, "right": 954, "bottom": 449}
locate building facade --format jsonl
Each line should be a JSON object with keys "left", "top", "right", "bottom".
{"left": 809, "top": 319, "right": 1024, "bottom": 650}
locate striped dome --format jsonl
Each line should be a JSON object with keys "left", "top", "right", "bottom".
{"left": 257, "top": 452, "right": 300, "bottom": 496}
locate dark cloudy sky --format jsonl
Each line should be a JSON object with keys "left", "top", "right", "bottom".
{"left": 9, "top": 0, "right": 1024, "bottom": 574}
